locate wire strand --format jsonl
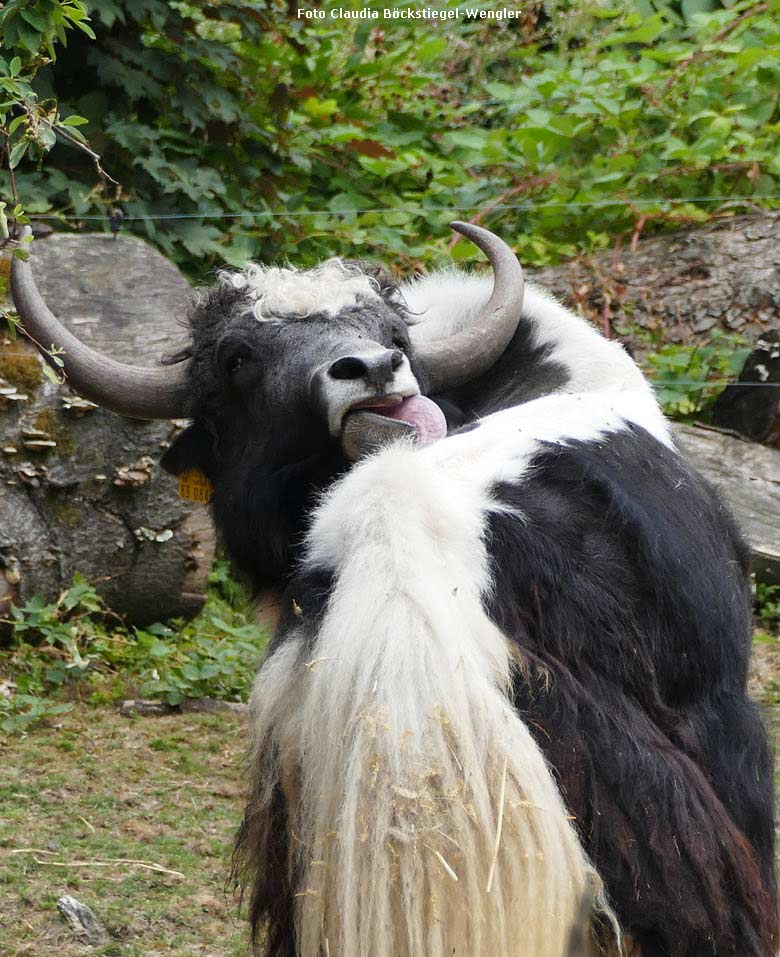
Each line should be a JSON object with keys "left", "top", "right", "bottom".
{"left": 25, "top": 194, "right": 780, "bottom": 223}
{"left": 646, "top": 380, "right": 780, "bottom": 388}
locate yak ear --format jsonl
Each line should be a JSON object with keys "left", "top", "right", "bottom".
{"left": 161, "top": 422, "right": 216, "bottom": 477}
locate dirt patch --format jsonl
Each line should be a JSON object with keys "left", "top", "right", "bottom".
{"left": 750, "top": 633, "right": 780, "bottom": 704}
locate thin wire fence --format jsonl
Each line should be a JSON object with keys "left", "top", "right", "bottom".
{"left": 19, "top": 195, "right": 780, "bottom": 392}
{"left": 24, "top": 193, "right": 780, "bottom": 222}
{"left": 648, "top": 381, "right": 779, "bottom": 388}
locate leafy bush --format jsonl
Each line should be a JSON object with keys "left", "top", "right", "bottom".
{"left": 0, "top": 562, "right": 268, "bottom": 732}
{"left": 643, "top": 332, "right": 751, "bottom": 417}
{"left": 1, "top": 0, "right": 779, "bottom": 277}
{"left": 756, "top": 582, "right": 780, "bottom": 632}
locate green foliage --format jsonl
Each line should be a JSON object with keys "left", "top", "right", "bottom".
{"left": 756, "top": 582, "right": 780, "bottom": 631}
{"left": 0, "top": 1, "right": 104, "bottom": 215}
{"left": 0, "top": 692, "right": 72, "bottom": 733}
{"left": 1, "top": 0, "right": 778, "bottom": 277}
{"left": 643, "top": 332, "right": 751, "bottom": 417}
{"left": 0, "top": 561, "right": 268, "bottom": 732}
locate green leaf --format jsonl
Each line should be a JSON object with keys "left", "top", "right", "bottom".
{"left": 8, "top": 139, "right": 27, "bottom": 168}
{"left": 20, "top": 8, "right": 48, "bottom": 32}
{"left": 602, "top": 13, "right": 669, "bottom": 46}
{"left": 71, "top": 19, "right": 96, "bottom": 40}
{"left": 302, "top": 96, "right": 339, "bottom": 118}
{"left": 680, "top": 0, "right": 719, "bottom": 24}
{"left": 16, "top": 20, "right": 43, "bottom": 54}
{"left": 443, "top": 129, "right": 489, "bottom": 150}
{"left": 61, "top": 114, "right": 89, "bottom": 127}
{"left": 41, "top": 364, "right": 63, "bottom": 384}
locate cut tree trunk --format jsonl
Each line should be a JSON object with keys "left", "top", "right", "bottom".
{"left": 1, "top": 233, "right": 214, "bottom": 624}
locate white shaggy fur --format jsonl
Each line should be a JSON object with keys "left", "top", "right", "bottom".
{"left": 221, "top": 259, "right": 381, "bottom": 320}
{"left": 246, "top": 388, "right": 657, "bottom": 956}
{"left": 401, "top": 270, "right": 651, "bottom": 396}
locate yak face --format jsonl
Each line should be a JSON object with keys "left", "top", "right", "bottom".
{"left": 163, "top": 260, "right": 432, "bottom": 471}
{"left": 160, "top": 261, "right": 437, "bottom": 589}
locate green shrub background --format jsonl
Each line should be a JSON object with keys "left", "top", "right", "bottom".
{"left": 2, "top": 0, "right": 779, "bottom": 276}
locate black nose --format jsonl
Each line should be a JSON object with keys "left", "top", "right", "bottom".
{"left": 328, "top": 349, "right": 404, "bottom": 389}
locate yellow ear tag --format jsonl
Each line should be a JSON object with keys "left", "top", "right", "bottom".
{"left": 177, "top": 468, "right": 214, "bottom": 504}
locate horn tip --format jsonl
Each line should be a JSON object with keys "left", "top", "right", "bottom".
{"left": 449, "top": 220, "right": 492, "bottom": 244}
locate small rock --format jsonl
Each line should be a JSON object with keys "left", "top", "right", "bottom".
{"left": 0, "top": 679, "right": 16, "bottom": 699}
{"left": 119, "top": 699, "right": 175, "bottom": 717}
{"left": 691, "top": 314, "right": 719, "bottom": 334}
{"left": 724, "top": 311, "right": 747, "bottom": 330}
{"left": 57, "top": 895, "right": 108, "bottom": 945}
{"left": 181, "top": 697, "right": 248, "bottom": 715}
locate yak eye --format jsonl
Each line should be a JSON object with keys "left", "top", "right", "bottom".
{"left": 219, "top": 341, "right": 253, "bottom": 379}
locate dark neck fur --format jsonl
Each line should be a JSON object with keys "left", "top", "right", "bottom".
{"left": 211, "top": 446, "right": 348, "bottom": 594}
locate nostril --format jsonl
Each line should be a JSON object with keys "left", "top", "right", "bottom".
{"left": 329, "top": 356, "right": 368, "bottom": 380}
{"left": 390, "top": 350, "right": 404, "bottom": 371}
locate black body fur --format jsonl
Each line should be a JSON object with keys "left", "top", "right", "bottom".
{"left": 165, "top": 275, "right": 778, "bottom": 955}
{"left": 485, "top": 428, "right": 776, "bottom": 955}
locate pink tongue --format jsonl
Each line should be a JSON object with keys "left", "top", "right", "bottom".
{"left": 381, "top": 395, "right": 447, "bottom": 446}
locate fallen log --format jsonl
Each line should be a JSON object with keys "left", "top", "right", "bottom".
{"left": 530, "top": 211, "right": 780, "bottom": 351}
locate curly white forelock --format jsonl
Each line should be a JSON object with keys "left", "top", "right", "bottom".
{"left": 218, "top": 258, "right": 382, "bottom": 321}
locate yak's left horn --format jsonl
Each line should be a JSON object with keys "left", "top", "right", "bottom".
{"left": 10, "top": 227, "right": 191, "bottom": 419}
{"left": 410, "top": 221, "right": 524, "bottom": 394}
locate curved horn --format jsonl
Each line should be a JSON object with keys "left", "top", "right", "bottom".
{"left": 10, "top": 227, "right": 191, "bottom": 419}
{"left": 410, "top": 221, "right": 524, "bottom": 394}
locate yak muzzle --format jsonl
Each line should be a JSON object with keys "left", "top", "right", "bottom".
{"left": 309, "top": 346, "right": 447, "bottom": 459}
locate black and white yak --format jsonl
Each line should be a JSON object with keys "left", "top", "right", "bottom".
{"left": 12, "top": 223, "right": 777, "bottom": 956}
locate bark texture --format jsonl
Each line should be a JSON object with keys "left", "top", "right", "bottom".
{"left": 530, "top": 210, "right": 780, "bottom": 349}
{"left": 1, "top": 232, "right": 213, "bottom": 624}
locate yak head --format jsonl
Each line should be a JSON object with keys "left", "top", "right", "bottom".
{"left": 160, "top": 258, "right": 441, "bottom": 476}
{"left": 11, "top": 222, "right": 524, "bottom": 587}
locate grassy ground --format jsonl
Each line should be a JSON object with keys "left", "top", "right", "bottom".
{"left": 2, "top": 632, "right": 780, "bottom": 956}
{"left": 0, "top": 708, "right": 247, "bottom": 957}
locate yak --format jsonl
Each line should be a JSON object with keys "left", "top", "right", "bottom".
{"left": 11, "top": 222, "right": 777, "bottom": 957}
